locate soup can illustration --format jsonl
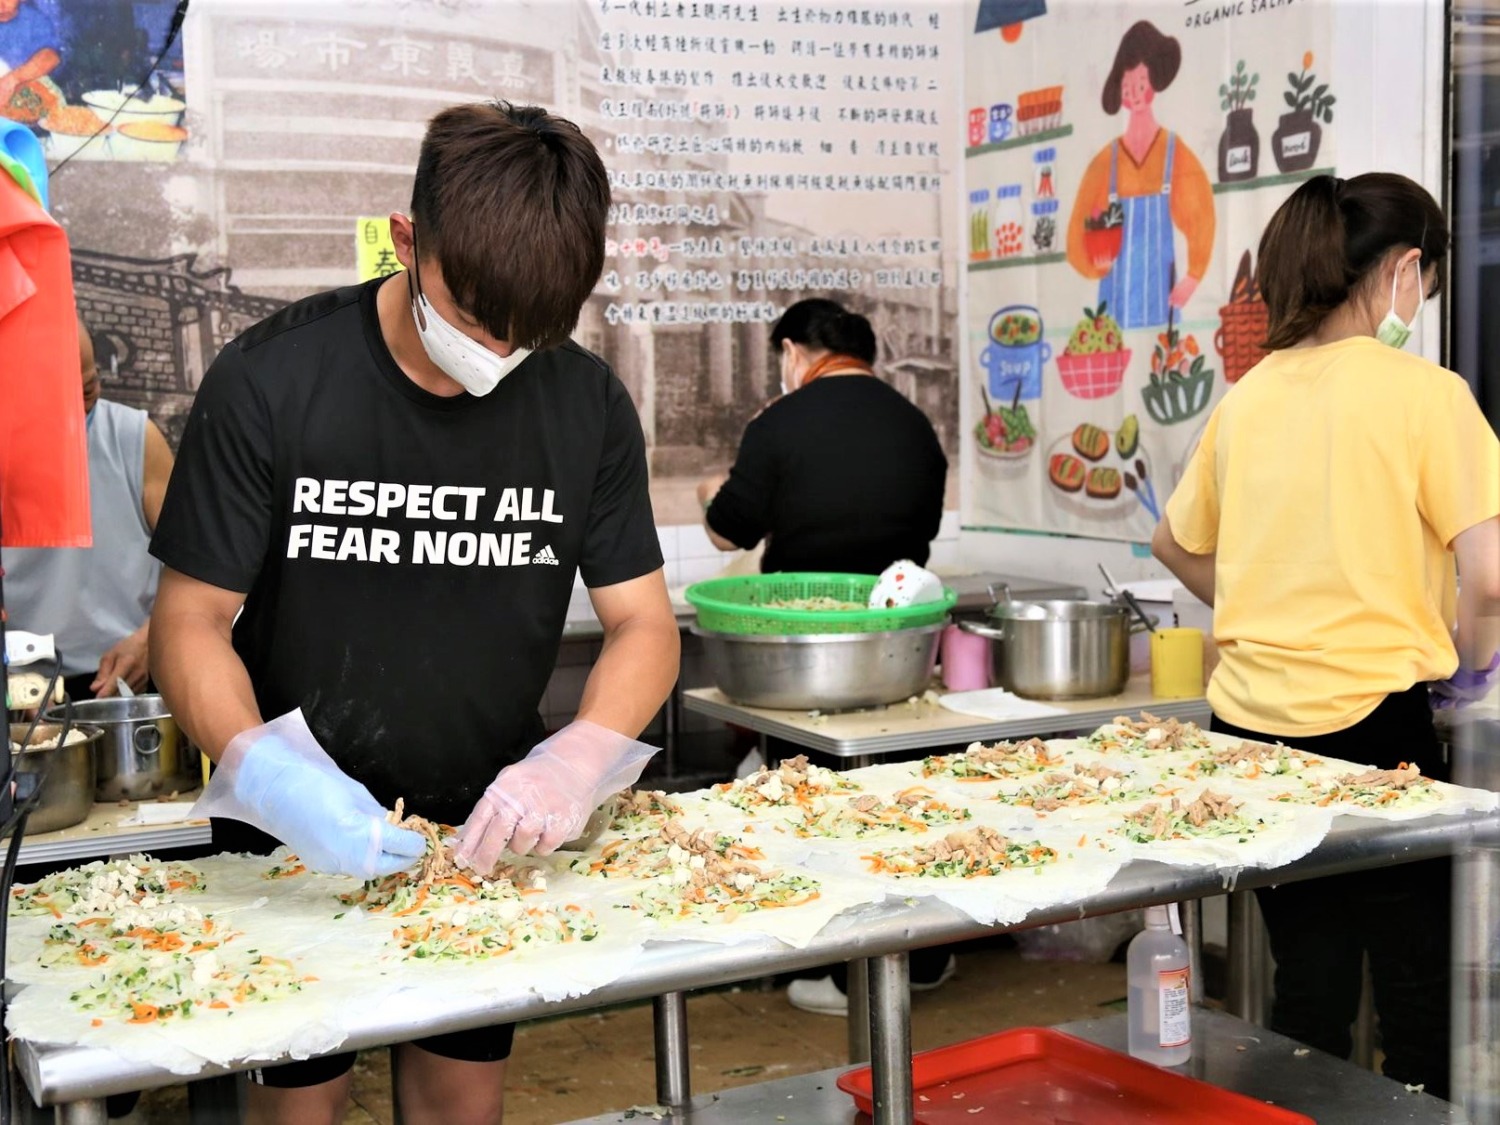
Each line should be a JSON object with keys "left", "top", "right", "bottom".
{"left": 981, "top": 305, "right": 1050, "bottom": 401}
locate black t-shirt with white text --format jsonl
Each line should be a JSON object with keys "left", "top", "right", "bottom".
{"left": 151, "top": 280, "right": 662, "bottom": 826}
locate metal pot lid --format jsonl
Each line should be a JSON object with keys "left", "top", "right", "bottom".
{"left": 43, "top": 695, "right": 173, "bottom": 724}
{"left": 986, "top": 599, "right": 1129, "bottom": 623}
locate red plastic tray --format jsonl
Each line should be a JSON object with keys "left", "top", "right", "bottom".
{"left": 836, "top": 1027, "right": 1315, "bottom": 1124}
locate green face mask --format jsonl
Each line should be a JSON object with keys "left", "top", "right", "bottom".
{"left": 1375, "top": 260, "right": 1423, "bottom": 350}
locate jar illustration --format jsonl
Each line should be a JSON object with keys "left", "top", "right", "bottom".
{"left": 992, "top": 184, "right": 1025, "bottom": 259}
{"left": 1033, "top": 147, "right": 1057, "bottom": 199}
{"left": 1218, "top": 108, "right": 1259, "bottom": 183}
{"left": 969, "top": 189, "right": 993, "bottom": 261}
{"left": 987, "top": 103, "right": 1014, "bottom": 144}
{"left": 1031, "top": 199, "right": 1060, "bottom": 254}
{"left": 968, "top": 107, "right": 988, "bottom": 148}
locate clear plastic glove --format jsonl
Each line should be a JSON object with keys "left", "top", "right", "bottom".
{"left": 1431, "top": 653, "right": 1500, "bottom": 711}
{"left": 191, "top": 709, "right": 425, "bottom": 878}
{"left": 454, "top": 720, "right": 657, "bottom": 869}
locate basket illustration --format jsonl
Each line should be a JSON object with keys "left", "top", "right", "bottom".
{"left": 1056, "top": 349, "right": 1131, "bottom": 400}
{"left": 1142, "top": 365, "right": 1215, "bottom": 426}
{"left": 1215, "top": 300, "right": 1269, "bottom": 384}
{"left": 685, "top": 574, "right": 957, "bottom": 636}
{"left": 1017, "top": 86, "right": 1064, "bottom": 135}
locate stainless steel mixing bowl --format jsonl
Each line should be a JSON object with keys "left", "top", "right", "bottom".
{"left": 692, "top": 624, "right": 943, "bottom": 711}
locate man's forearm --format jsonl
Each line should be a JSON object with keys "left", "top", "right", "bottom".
{"left": 150, "top": 609, "right": 262, "bottom": 762}
{"left": 575, "top": 615, "right": 681, "bottom": 739}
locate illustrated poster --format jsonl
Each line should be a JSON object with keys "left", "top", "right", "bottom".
{"left": 963, "top": 0, "right": 1336, "bottom": 541}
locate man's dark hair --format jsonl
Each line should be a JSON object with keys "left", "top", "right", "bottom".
{"left": 411, "top": 102, "right": 610, "bottom": 350}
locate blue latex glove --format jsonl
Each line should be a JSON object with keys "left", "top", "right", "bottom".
{"left": 1431, "top": 652, "right": 1500, "bottom": 711}
{"left": 217, "top": 733, "right": 426, "bottom": 879}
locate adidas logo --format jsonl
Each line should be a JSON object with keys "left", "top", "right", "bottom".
{"left": 532, "top": 545, "right": 560, "bottom": 565}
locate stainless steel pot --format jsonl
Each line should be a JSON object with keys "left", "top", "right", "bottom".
{"left": 44, "top": 696, "right": 201, "bottom": 802}
{"left": 6, "top": 723, "right": 102, "bottom": 834}
{"left": 693, "top": 624, "right": 943, "bottom": 711}
{"left": 959, "top": 600, "right": 1148, "bottom": 700}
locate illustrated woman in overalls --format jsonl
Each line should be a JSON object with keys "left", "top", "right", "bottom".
{"left": 1066, "top": 21, "right": 1216, "bottom": 331}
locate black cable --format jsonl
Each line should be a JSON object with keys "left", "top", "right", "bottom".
{"left": 46, "top": 0, "right": 190, "bottom": 177}
{"left": 0, "top": 675, "right": 71, "bottom": 1125}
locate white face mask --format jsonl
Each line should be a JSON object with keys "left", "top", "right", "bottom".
{"left": 411, "top": 292, "right": 531, "bottom": 396}
{"left": 1375, "top": 258, "right": 1423, "bottom": 351}
{"left": 779, "top": 348, "right": 798, "bottom": 397}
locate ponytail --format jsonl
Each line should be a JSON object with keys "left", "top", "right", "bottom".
{"left": 1257, "top": 172, "right": 1448, "bottom": 350}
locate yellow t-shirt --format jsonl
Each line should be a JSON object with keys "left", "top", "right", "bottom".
{"left": 1165, "top": 336, "right": 1500, "bottom": 737}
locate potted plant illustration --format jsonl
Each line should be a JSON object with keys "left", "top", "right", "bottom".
{"left": 1273, "top": 52, "right": 1334, "bottom": 174}
{"left": 1141, "top": 319, "right": 1215, "bottom": 425}
{"left": 1217, "top": 60, "right": 1259, "bottom": 183}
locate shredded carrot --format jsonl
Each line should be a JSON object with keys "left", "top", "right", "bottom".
{"left": 90, "top": 1018, "right": 103, "bottom": 1028}
{"left": 208, "top": 1001, "right": 229, "bottom": 1009}
{"left": 128, "top": 1003, "right": 159, "bottom": 1024}
{"left": 391, "top": 887, "right": 430, "bottom": 917}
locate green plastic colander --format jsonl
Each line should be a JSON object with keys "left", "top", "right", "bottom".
{"left": 684, "top": 573, "right": 957, "bottom": 636}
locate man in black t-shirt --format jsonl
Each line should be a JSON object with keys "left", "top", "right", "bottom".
{"left": 149, "top": 103, "right": 680, "bottom": 1125}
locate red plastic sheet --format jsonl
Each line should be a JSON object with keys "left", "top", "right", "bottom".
{"left": 0, "top": 174, "right": 88, "bottom": 548}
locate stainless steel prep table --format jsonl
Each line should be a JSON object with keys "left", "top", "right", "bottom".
{"left": 565, "top": 1009, "right": 1465, "bottom": 1124}
{"left": 682, "top": 675, "right": 1211, "bottom": 764}
{"left": 15, "top": 811, "right": 1493, "bottom": 1122}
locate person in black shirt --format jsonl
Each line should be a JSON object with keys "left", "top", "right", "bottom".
{"left": 697, "top": 299, "right": 953, "bottom": 1013}
{"left": 149, "top": 103, "right": 680, "bottom": 1125}
{"left": 698, "top": 298, "right": 946, "bottom": 574}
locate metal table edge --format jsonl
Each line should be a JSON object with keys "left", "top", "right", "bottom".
{"left": 681, "top": 689, "right": 1213, "bottom": 757}
{"left": 14, "top": 810, "right": 1494, "bottom": 1106}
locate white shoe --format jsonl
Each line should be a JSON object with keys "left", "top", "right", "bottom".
{"left": 911, "top": 955, "right": 958, "bottom": 993}
{"left": 787, "top": 975, "right": 848, "bottom": 1016}
{"left": 787, "top": 956, "right": 957, "bottom": 1017}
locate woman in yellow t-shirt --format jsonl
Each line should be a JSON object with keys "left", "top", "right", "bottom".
{"left": 1154, "top": 173, "right": 1500, "bottom": 1098}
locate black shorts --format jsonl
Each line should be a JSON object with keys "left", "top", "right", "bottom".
{"left": 215, "top": 821, "right": 516, "bottom": 1088}
{"left": 249, "top": 1023, "right": 517, "bottom": 1088}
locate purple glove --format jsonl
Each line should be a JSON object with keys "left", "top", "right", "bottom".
{"left": 1431, "top": 652, "right": 1500, "bottom": 711}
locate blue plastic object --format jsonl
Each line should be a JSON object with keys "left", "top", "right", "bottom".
{"left": 0, "top": 120, "right": 47, "bottom": 209}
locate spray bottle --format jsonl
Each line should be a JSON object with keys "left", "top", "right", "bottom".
{"left": 1127, "top": 904, "right": 1191, "bottom": 1065}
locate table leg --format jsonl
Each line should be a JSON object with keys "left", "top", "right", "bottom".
{"left": 849, "top": 754, "right": 874, "bottom": 770}
{"left": 760, "top": 733, "right": 775, "bottom": 770}
{"left": 847, "top": 959, "right": 871, "bottom": 1063}
{"left": 1180, "top": 900, "right": 1204, "bottom": 1004}
{"left": 1226, "top": 890, "right": 1269, "bottom": 1026}
{"left": 653, "top": 991, "right": 691, "bottom": 1109}
{"left": 1453, "top": 839, "right": 1500, "bottom": 1118}
{"left": 663, "top": 679, "right": 682, "bottom": 780}
{"left": 53, "top": 1102, "right": 107, "bottom": 1125}
{"left": 867, "top": 951, "right": 912, "bottom": 1125}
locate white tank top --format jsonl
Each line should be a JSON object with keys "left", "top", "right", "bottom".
{"left": 4, "top": 399, "right": 160, "bottom": 676}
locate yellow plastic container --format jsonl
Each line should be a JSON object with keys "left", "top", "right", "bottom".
{"left": 1151, "top": 627, "right": 1205, "bottom": 699}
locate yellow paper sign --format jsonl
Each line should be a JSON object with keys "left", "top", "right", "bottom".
{"left": 356, "top": 216, "right": 403, "bottom": 281}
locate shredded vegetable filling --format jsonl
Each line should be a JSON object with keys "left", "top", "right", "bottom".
{"left": 794, "top": 788, "right": 971, "bottom": 838}
{"left": 1275, "top": 763, "right": 1436, "bottom": 809}
{"left": 712, "top": 754, "right": 860, "bottom": 811}
{"left": 1087, "top": 714, "right": 1212, "bottom": 756}
{"left": 1119, "top": 791, "right": 1262, "bottom": 844}
{"left": 922, "top": 739, "right": 1063, "bottom": 780}
{"left": 863, "top": 826, "right": 1058, "bottom": 878}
